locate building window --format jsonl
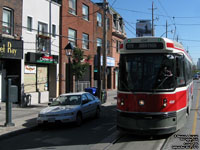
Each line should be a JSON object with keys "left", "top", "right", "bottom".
{"left": 69, "top": 0, "right": 77, "bottom": 15}
{"left": 107, "top": 18, "right": 110, "bottom": 30}
{"left": 82, "top": 4, "right": 89, "bottom": 21}
{"left": 52, "top": 24, "right": 56, "bottom": 37}
{"left": 27, "top": 16, "right": 33, "bottom": 32}
{"left": 97, "top": 38, "right": 102, "bottom": 47}
{"left": 107, "top": 40, "right": 110, "bottom": 54}
{"left": 116, "top": 40, "right": 119, "bottom": 52}
{"left": 68, "top": 28, "right": 77, "bottom": 47}
{"left": 37, "top": 22, "right": 50, "bottom": 53}
{"left": 82, "top": 33, "right": 89, "bottom": 49}
{"left": 38, "top": 22, "right": 48, "bottom": 36}
{"left": 2, "top": 7, "right": 13, "bottom": 35}
{"left": 97, "top": 13, "right": 102, "bottom": 27}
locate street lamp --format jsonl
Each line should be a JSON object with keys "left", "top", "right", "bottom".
{"left": 64, "top": 43, "right": 74, "bottom": 93}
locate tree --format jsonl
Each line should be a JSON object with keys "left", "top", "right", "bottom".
{"left": 72, "top": 47, "right": 90, "bottom": 91}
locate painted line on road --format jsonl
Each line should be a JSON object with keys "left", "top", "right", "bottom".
{"left": 192, "top": 89, "right": 199, "bottom": 135}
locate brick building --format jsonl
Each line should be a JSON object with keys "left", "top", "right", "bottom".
{"left": 0, "top": 0, "right": 23, "bottom": 103}
{"left": 59, "top": 0, "right": 126, "bottom": 94}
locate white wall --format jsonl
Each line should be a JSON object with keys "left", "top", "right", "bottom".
{"left": 22, "top": 0, "right": 60, "bottom": 55}
{"left": 22, "top": 0, "right": 60, "bottom": 103}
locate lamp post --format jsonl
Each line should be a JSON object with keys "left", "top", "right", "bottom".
{"left": 64, "top": 43, "right": 74, "bottom": 93}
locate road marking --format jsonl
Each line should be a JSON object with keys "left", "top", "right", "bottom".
{"left": 192, "top": 89, "right": 200, "bottom": 135}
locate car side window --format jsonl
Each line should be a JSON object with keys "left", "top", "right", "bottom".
{"left": 86, "top": 93, "right": 95, "bottom": 101}
{"left": 82, "top": 94, "right": 88, "bottom": 104}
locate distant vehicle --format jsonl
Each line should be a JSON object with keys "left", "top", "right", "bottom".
{"left": 37, "top": 92, "right": 101, "bottom": 126}
{"left": 117, "top": 37, "right": 193, "bottom": 135}
{"left": 193, "top": 74, "right": 199, "bottom": 80}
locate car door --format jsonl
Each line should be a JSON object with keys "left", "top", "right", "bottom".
{"left": 86, "top": 93, "right": 97, "bottom": 116}
{"left": 81, "top": 94, "right": 91, "bottom": 119}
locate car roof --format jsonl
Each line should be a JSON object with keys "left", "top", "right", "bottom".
{"left": 60, "top": 92, "right": 89, "bottom": 96}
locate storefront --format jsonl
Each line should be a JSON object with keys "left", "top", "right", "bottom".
{"left": 94, "top": 56, "right": 115, "bottom": 89}
{"left": 0, "top": 37, "right": 23, "bottom": 103}
{"left": 24, "top": 52, "right": 58, "bottom": 104}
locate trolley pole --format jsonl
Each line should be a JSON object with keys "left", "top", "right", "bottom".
{"left": 102, "top": 0, "right": 108, "bottom": 90}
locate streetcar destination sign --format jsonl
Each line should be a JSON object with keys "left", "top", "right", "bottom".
{"left": 126, "top": 42, "right": 164, "bottom": 50}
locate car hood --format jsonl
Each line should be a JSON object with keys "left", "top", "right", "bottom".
{"left": 40, "top": 105, "right": 79, "bottom": 115}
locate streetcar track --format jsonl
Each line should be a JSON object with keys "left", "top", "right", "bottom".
{"left": 103, "top": 133, "right": 124, "bottom": 150}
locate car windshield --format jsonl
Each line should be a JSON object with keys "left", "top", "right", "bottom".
{"left": 50, "top": 95, "right": 81, "bottom": 106}
{"left": 118, "top": 53, "right": 175, "bottom": 92}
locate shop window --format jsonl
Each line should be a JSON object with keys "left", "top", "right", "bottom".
{"left": 24, "top": 64, "right": 37, "bottom": 93}
{"left": 82, "top": 33, "right": 89, "bottom": 49}
{"left": 2, "top": 7, "right": 13, "bottom": 35}
{"left": 68, "top": 28, "right": 77, "bottom": 47}
{"left": 37, "top": 66, "right": 48, "bottom": 92}
{"left": 82, "top": 4, "right": 89, "bottom": 21}
{"left": 69, "top": 0, "right": 77, "bottom": 15}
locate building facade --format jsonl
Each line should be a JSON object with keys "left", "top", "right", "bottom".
{"left": 22, "top": 0, "right": 60, "bottom": 105}
{"left": 110, "top": 8, "right": 126, "bottom": 89}
{"left": 0, "top": 0, "right": 23, "bottom": 103}
{"left": 59, "top": 0, "right": 126, "bottom": 94}
{"left": 59, "top": 0, "right": 112, "bottom": 94}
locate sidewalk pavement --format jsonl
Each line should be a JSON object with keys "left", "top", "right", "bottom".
{"left": 0, "top": 90, "right": 117, "bottom": 140}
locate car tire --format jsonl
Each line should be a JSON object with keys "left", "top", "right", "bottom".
{"left": 95, "top": 107, "right": 100, "bottom": 118}
{"left": 76, "top": 113, "right": 82, "bottom": 126}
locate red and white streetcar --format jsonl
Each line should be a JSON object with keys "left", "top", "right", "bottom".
{"left": 117, "top": 37, "right": 193, "bottom": 135}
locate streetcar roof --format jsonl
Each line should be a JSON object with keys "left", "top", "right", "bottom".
{"left": 120, "top": 37, "right": 193, "bottom": 63}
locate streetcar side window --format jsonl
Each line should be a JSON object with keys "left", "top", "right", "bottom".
{"left": 176, "top": 56, "right": 185, "bottom": 87}
{"left": 184, "top": 58, "right": 193, "bottom": 84}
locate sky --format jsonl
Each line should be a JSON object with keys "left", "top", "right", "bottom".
{"left": 92, "top": 0, "right": 200, "bottom": 65}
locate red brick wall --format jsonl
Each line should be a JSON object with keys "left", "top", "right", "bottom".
{"left": 60, "top": 0, "right": 113, "bottom": 94}
{"left": 0, "top": 0, "right": 22, "bottom": 37}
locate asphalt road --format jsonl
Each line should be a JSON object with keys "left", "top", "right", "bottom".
{"left": 0, "top": 81, "right": 199, "bottom": 150}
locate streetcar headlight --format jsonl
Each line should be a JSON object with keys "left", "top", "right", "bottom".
{"left": 163, "top": 98, "right": 167, "bottom": 107}
{"left": 118, "top": 98, "right": 125, "bottom": 106}
{"left": 138, "top": 100, "right": 145, "bottom": 106}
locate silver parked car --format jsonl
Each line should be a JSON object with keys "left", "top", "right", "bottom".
{"left": 37, "top": 92, "right": 101, "bottom": 126}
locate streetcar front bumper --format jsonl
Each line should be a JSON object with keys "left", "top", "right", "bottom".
{"left": 117, "top": 110, "right": 178, "bottom": 135}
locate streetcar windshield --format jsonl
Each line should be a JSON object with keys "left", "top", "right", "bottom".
{"left": 118, "top": 53, "right": 175, "bottom": 92}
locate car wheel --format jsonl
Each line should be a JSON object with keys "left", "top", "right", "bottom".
{"left": 76, "top": 113, "right": 82, "bottom": 126}
{"left": 95, "top": 107, "right": 100, "bottom": 118}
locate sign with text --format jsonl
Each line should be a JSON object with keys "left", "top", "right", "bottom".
{"left": 126, "top": 42, "right": 164, "bottom": 50}
{"left": 0, "top": 38, "right": 23, "bottom": 59}
{"left": 25, "top": 65, "right": 36, "bottom": 74}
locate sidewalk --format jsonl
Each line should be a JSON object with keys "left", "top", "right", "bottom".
{"left": 0, "top": 90, "right": 117, "bottom": 140}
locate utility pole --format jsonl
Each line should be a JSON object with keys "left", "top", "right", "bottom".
{"left": 166, "top": 20, "right": 168, "bottom": 38}
{"left": 102, "top": 0, "right": 107, "bottom": 90}
{"left": 152, "top": 1, "right": 154, "bottom": 36}
{"left": 49, "top": 0, "right": 52, "bottom": 55}
{"left": 151, "top": 1, "right": 157, "bottom": 36}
